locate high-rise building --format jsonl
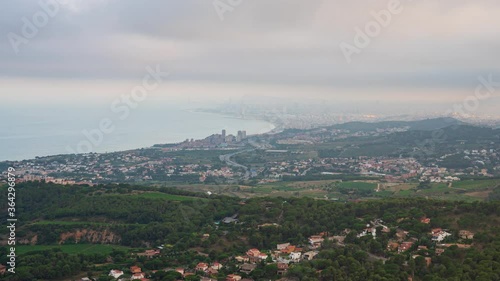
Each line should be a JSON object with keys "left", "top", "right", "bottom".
{"left": 222, "top": 129, "right": 226, "bottom": 141}
{"left": 236, "top": 131, "right": 243, "bottom": 142}
{"left": 242, "top": 130, "right": 247, "bottom": 139}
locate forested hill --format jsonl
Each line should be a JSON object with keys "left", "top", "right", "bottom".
{"left": 1, "top": 182, "right": 500, "bottom": 280}
{"left": 328, "top": 117, "right": 464, "bottom": 132}
{"left": 279, "top": 117, "right": 466, "bottom": 135}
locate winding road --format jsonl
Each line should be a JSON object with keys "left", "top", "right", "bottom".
{"left": 219, "top": 148, "right": 255, "bottom": 180}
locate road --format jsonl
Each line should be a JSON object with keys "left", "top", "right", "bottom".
{"left": 219, "top": 148, "right": 255, "bottom": 180}
{"left": 219, "top": 138, "right": 272, "bottom": 180}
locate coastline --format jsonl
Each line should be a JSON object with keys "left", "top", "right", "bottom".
{"left": 0, "top": 109, "right": 279, "bottom": 162}
{"left": 188, "top": 108, "right": 283, "bottom": 136}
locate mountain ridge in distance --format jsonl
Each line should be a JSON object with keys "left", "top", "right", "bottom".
{"left": 328, "top": 117, "right": 465, "bottom": 132}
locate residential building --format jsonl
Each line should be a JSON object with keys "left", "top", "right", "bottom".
{"left": 109, "top": 269, "right": 124, "bottom": 279}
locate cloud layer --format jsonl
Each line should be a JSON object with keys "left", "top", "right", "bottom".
{"left": 1, "top": 0, "right": 499, "bottom": 112}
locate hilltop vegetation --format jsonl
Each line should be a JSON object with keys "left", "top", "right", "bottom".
{"left": 1, "top": 182, "right": 500, "bottom": 280}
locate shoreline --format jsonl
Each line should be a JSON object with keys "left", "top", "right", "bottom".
{"left": 0, "top": 110, "right": 280, "bottom": 163}
{"left": 188, "top": 108, "right": 283, "bottom": 136}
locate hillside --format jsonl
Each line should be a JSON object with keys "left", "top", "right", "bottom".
{"left": 1, "top": 182, "right": 500, "bottom": 280}
{"left": 326, "top": 117, "right": 464, "bottom": 132}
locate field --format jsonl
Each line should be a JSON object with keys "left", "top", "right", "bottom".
{"left": 452, "top": 179, "right": 500, "bottom": 190}
{"left": 171, "top": 178, "right": 498, "bottom": 202}
{"left": 16, "top": 244, "right": 133, "bottom": 255}
{"left": 387, "top": 179, "right": 499, "bottom": 201}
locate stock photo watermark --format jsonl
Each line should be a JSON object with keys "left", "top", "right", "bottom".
{"left": 7, "top": 0, "right": 71, "bottom": 54}
{"left": 213, "top": 0, "right": 243, "bottom": 21}
{"left": 65, "top": 65, "right": 169, "bottom": 155}
{"left": 413, "top": 74, "right": 500, "bottom": 156}
{"left": 339, "top": 0, "right": 412, "bottom": 64}
{"left": 6, "top": 167, "right": 17, "bottom": 274}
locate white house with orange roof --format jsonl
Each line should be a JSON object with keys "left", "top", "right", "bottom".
{"left": 109, "top": 269, "right": 124, "bottom": 279}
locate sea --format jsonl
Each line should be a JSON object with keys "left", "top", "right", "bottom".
{"left": 0, "top": 104, "right": 275, "bottom": 161}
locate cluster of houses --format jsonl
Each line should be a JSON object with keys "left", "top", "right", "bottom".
{"left": 103, "top": 244, "right": 302, "bottom": 281}
{"left": 357, "top": 219, "right": 391, "bottom": 239}
{"left": 108, "top": 265, "right": 146, "bottom": 280}
{"left": 71, "top": 214, "right": 480, "bottom": 281}
{"left": 384, "top": 217, "right": 475, "bottom": 266}
{"left": 1, "top": 149, "right": 240, "bottom": 185}
{"left": 90, "top": 216, "right": 477, "bottom": 281}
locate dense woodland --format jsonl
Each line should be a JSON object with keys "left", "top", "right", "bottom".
{"left": 1, "top": 182, "right": 500, "bottom": 280}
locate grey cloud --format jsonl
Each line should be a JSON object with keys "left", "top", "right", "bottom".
{"left": 0, "top": 0, "right": 499, "bottom": 92}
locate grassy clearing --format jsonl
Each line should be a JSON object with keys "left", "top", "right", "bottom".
{"left": 452, "top": 179, "right": 500, "bottom": 190}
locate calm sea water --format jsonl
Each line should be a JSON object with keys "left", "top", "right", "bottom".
{"left": 0, "top": 104, "right": 274, "bottom": 161}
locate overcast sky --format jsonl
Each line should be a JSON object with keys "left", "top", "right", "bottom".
{"left": 1, "top": 0, "right": 499, "bottom": 113}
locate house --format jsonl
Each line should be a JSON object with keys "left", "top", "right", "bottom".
{"left": 277, "top": 263, "right": 289, "bottom": 275}
{"left": 196, "top": 262, "right": 209, "bottom": 272}
{"left": 431, "top": 229, "right": 451, "bottom": 242}
{"left": 0, "top": 265, "right": 6, "bottom": 275}
{"left": 240, "top": 263, "right": 257, "bottom": 274}
{"left": 211, "top": 262, "right": 223, "bottom": 270}
{"left": 235, "top": 256, "right": 250, "bottom": 263}
{"left": 226, "top": 274, "right": 242, "bottom": 281}
{"left": 109, "top": 269, "right": 124, "bottom": 278}
{"left": 137, "top": 249, "right": 161, "bottom": 258}
{"left": 431, "top": 228, "right": 441, "bottom": 233}
{"left": 435, "top": 248, "right": 445, "bottom": 256}
{"left": 396, "top": 229, "right": 409, "bottom": 242}
{"left": 387, "top": 242, "right": 399, "bottom": 251}
{"left": 289, "top": 252, "right": 301, "bottom": 261}
{"left": 277, "top": 243, "right": 290, "bottom": 250}
{"left": 131, "top": 273, "right": 145, "bottom": 280}
{"left": 303, "top": 251, "right": 318, "bottom": 260}
{"left": 175, "top": 268, "right": 185, "bottom": 275}
{"left": 420, "top": 217, "right": 431, "bottom": 224}
{"left": 201, "top": 278, "right": 217, "bottom": 281}
{"left": 130, "top": 266, "right": 142, "bottom": 274}
{"left": 330, "top": 236, "right": 346, "bottom": 243}
{"left": 357, "top": 227, "right": 377, "bottom": 239}
{"left": 247, "top": 249, "right": 267, "bottom": 263}
{"left": 246, "top": 248, "right": 261, "bottom": 257}
{"left": 459, "top": 230, "right": 475, "bottom": 240}
{"left": 207, "top": 268, "right": 219, "bottom": 275}
{"left": 308, "top": 235, "right": 324, "bottom": 248}
{"left": 398, "top": 242, "right": 414, "bottom": 253}
{"left": 281, "top": 245, "right": 296, "bottom": 254}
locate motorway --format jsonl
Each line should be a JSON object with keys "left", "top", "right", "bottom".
{"left": 219, "top": 138, "right": 272, "bottom": 180}
{"left": 219, "top": 148, "right": 255, "bottom": 180}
